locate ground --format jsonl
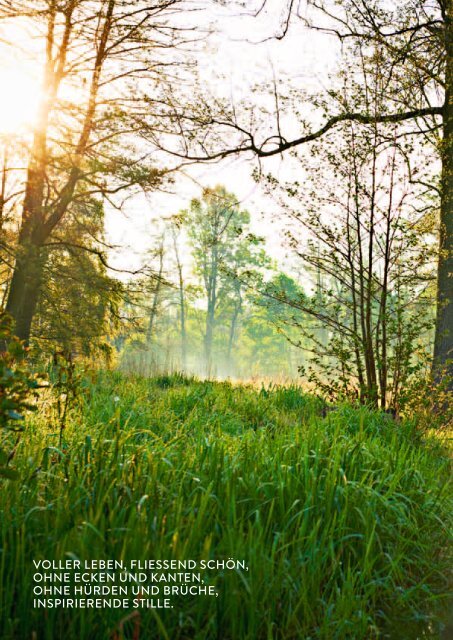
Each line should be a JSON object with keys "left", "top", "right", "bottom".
{"left": 0, "top": 372, "right": 451, "bottom": 639}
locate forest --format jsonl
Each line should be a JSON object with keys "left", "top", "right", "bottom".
{"left": 0, "top": 1, "right": 451, "bottom": 639}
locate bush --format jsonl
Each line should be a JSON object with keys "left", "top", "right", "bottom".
{"left": 0, "top": 313, "right": 41, "bottom": 478}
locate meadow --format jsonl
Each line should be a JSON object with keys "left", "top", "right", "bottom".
{"left": 0, "top": 371, "right": 451, "bottom": 639}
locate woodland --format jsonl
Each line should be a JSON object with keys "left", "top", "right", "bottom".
{"left": 0, "top": 1, "right": 452, "bottom": 639}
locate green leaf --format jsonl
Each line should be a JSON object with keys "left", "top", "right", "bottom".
{"left": 0, "top": 466, "right": 19, "bottom": 480}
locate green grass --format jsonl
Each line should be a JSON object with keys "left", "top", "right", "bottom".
{"left": 0, "top": 371, "right": 451, "bottom": 639}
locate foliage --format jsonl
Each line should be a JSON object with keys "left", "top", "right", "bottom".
{"left": 118, "top": 186, "right": 284, "bottom": 379}
{"left": 399, "top": 369, "right": 453, "bottom": 430}
{"left": 0, "top": 314, "right": 41, "bottom": 479}
{"left": 49, "top": 351, "right": 83, "bottom": 446}
{"left": 186, "top": 185, "right": 270, "bottom": 373}
{"left": 35, "top": 246, "right": 122, "bottom": 358}
{"left": 0, "top": 0, "right": 180, "bottom": 344}
{"left": 258, "top": 62, "right": 437, "bottom": 409}
{"left": 0, "top": 371, "right": 451, "bottom": 639}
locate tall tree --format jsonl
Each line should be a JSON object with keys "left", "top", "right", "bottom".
{"left": 170, "top": 217, "right": 188, "bottom": 370}
{"left": 34, "top": 196, "right": 123, "bottom": 357}
{"left": 161, "top": 0, "right": 452, "bottom": 384}
{"left": 187, "top": 186, "right": 241, "bottom": 373}
{"left": 221, "top": 232, "right": 270, "bottom": 373}
{"left": 147, "top": 233, "right": 166, "bottom": 345}
{"left": 261, "top": 117, "right": 434, "bottom": 408}
{"left": 186, "top": 185, "right": 267, "bottom": 374}
{"left": 0, "top": 0, "right": 188, "bottom": 344}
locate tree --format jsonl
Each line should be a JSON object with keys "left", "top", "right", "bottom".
{"left": 0, "top": 0, "right": 189, "bottom": 344}
{"left": 146, "top": 233, "right": 166, "bottom": 345}
{"left": 221, "top": 234, "right": 270, "bottom": 373}
{"left": 33, "top": 197, "right": 123, "bottom": 358}
{"left": 260, "top": 113, "right": 434, "bottom": 408}
{"left": 186, "top": 185, "right": 268, "bottom": 374}
{"left": 170, "top": 216, "right": 188, "bottom": 370}
{"left": 245, "top": 272, "right": 308, "bottom": 378}
{"left": 0, "top": 134, "right": 24, "bottom": 309}
{"left": 303, "top": 0, "right": 451, "bottom": 386}
{"left": 157, "top": 0, "right": 451, "bottom": 384}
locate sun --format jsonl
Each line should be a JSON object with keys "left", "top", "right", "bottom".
{"left": 0, "top": 66, "right": 41, "bottom": 135}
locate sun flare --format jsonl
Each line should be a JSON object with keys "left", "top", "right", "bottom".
{"left": 0, "top": 66, "right": 40, "bottom": 135}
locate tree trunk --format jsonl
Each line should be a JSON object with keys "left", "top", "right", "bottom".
{"left": 0, "top": 145, "right": 7, "bottom": 233}
{"left": 5, "top": 142, "right": 49, "bottom": 344}
{"left": 204, "top": 244, "right": 218, "bottom": 376}
{"left": 4, "top": 0, "right": 112, "bottom": 345}
{"left": 147, "top": 238, "right": 165, "bottom": 344}
{"left": 227, "top": 300, "right": 241, "bottom": 372}
{"left": 5, "top": 241, "right": 44, "bottom": 344}
{"left": 179, "top": 285, "right": 187, "bottom": 371}
{"left": 172, "top": 229, "right": 187, "bottom": 371}
{"left": 204, "top": 297, "right": 215, "bottom": 376}
{"left": 433, "top": 4, "right": 453, "bottom": 385}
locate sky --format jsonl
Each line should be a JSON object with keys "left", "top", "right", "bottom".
{"left": 0, "top": 1, "right": 340, "bottom": 278}
{"left": 101, "top": 0, "right": 341, "bottom": 276}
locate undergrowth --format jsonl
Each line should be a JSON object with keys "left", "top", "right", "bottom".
{"left": 0, "top": 371, "right": 451, "bottom": 639}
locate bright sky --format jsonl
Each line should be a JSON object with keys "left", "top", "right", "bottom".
{"left": 0, "top": 1, "right": 340, "bottom": 278}
{"left": 103, "top": 0, "right": 340, "bottom": 276}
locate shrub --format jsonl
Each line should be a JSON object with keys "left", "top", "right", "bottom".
{"left": 0, "top": 313, "right": 41, "bottom": 478}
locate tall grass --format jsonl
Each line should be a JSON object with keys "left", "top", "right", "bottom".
{"left": 0, "top": 372, "right": 451, "bottom": 639}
